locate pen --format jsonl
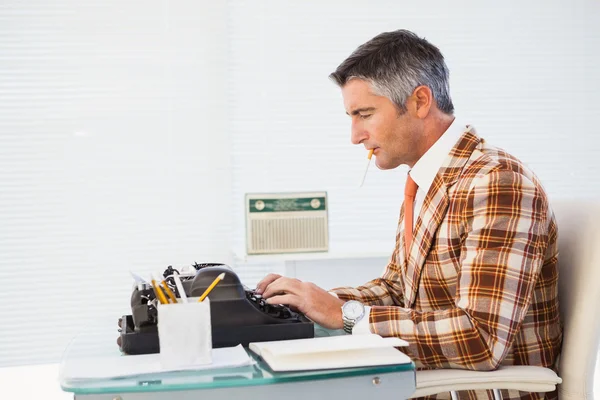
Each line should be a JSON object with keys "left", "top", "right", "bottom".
{"left": 161, "top": 279, "right": 178, "bottom": 303}
{"left": 151, "top": 274, "right": 169, "bottom": 305}
{"left": 359, "top": 149, "right": 374, "bottom": 187}
{"left": 198, "top": 272, "right": 226, "bottom": 302}
{"left": 173, "top": 273, "right": 188, "bottom": 303}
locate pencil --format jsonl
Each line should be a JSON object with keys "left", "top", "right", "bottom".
{"left": 359, "top": 149, "right": 374, "bottom": 187}
{"left": 161, "top": 279, "right": 178, "bottom": 303}
{"left": 198, "top": 272, "right": 226, "bottom": 302}
{"left": 173, "top": 273, "right": 188, "bottom": 303}
{"left": 150, "top": 275, "right": 169, "bottom": 305}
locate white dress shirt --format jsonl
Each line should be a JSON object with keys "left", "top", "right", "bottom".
{"left": 351, "top": 117, "right": 467, "bottom": 334}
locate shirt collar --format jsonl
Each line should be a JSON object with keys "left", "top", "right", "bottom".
{"left": 409, "top": 118, "right": 466, "bottom": 196}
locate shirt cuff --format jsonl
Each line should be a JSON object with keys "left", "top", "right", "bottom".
{"left": 351, "top": 306, "right": 372, "bottom": 334}
{"left": 328, "top": 291, "right": 339, "bottom": 298}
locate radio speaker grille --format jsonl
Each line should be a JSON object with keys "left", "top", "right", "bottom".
{"left": 246, "top": 192, "right": 328, "bottom": 255}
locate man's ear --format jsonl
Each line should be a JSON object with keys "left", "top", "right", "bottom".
{"left": 407, "top": 85, "right": 433, "bottom": 119}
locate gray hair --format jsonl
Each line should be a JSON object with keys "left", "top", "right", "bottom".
{"left": 329, "top": 29, "right": 454, "bottom": 115}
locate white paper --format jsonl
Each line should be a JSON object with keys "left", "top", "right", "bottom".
{"left": 250, "top": 333, "right": 407, "bottom": 356}
{"left": 60, "top": 344, "right": 253, "bottom": 382}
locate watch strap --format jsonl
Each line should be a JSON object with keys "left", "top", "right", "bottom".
{"left": 343, "top": 316, "right": 356, "bottom": 334}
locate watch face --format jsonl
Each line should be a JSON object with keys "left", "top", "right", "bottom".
{"left": 342, "top": 301, "right": 364, "bottom": 319}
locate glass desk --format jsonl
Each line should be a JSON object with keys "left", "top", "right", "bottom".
{"left": 60, "top": 324, "right": 416, "bottom": 400}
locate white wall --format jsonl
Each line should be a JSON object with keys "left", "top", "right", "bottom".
{"left": 0, "top": 0, "right": 230, "bottom": 367}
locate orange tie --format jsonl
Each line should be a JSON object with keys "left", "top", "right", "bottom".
{"left": 404, "top": 174, "right": 418, "bottom": 253}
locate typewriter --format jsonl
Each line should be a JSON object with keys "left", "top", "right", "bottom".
{"left": 119, "top": 263, "right": 314, "bottom": 355}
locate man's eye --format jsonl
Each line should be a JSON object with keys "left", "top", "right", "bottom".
{"left": 359, "top": 114, "right": 372, "bottom": 119}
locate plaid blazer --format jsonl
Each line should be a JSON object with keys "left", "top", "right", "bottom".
{"left": 331, "top": 128, "right": 562, "bottom": 400}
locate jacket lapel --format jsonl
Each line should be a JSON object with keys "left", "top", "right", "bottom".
{"left": 403, "top": 126, "right": 482, "bottom": 307}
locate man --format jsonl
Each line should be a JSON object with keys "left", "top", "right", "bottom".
{"left": 256, "top": 30, "right": 562, "bottom": 400}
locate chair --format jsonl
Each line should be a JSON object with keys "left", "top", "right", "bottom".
{"left": 410, "top": 200, "right": 600, "bottom": 399}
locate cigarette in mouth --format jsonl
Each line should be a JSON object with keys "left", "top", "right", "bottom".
{"left": 359, "top": 149, "right": 374, "bottom": 187}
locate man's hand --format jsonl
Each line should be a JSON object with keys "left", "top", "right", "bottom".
{"left": 255, "top": 273, "right": 283, "bottom": 294}
{"left": 256, "top": 274, "right": 345, "bottom": 330}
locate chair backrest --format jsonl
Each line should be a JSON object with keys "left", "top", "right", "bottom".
{"left": 553, "top": 200, "right": 600, "bottom": 399}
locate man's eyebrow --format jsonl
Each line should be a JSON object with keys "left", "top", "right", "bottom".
{"left": 346, "top": 107, "right": 376, "bottom": 116}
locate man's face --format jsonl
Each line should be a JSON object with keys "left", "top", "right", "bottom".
{"left": 342, "top": 79, "right": 421, "bottom": 169}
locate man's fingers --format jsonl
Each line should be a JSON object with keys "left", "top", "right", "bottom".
{"left": 255, "top": 273, "right": 282, "bottom": 294}
{"left": 261, "top": 277, "right": 302, "bottom": 299}
{"left": 266, "top": 294, "right": 301, "bottom": 309}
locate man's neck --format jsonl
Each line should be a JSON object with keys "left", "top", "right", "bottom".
{"left": 410, "top": 114, "right": 455, "bottom": 168}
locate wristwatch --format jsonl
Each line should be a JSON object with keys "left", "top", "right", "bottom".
{"left": 341, "top": 300, "right": 365, "bottom": 334}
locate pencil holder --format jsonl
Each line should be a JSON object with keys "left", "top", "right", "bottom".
{"left": 157, "top": 298, "right": 212, "bottom": 369}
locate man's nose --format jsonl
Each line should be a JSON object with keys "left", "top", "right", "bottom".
{"left": 351, "top": 121, "right": 367, "bottom": 145}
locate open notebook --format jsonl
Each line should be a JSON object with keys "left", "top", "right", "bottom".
{"left": 249, "top": 334, "right": 411, "bottom": 372}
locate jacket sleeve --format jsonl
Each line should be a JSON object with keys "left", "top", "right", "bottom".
{"left": 363, "top": 170, "right": 549, "bottom": 370}
{"left": 329, "top": 250, "right": 405, "bottom": 306}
